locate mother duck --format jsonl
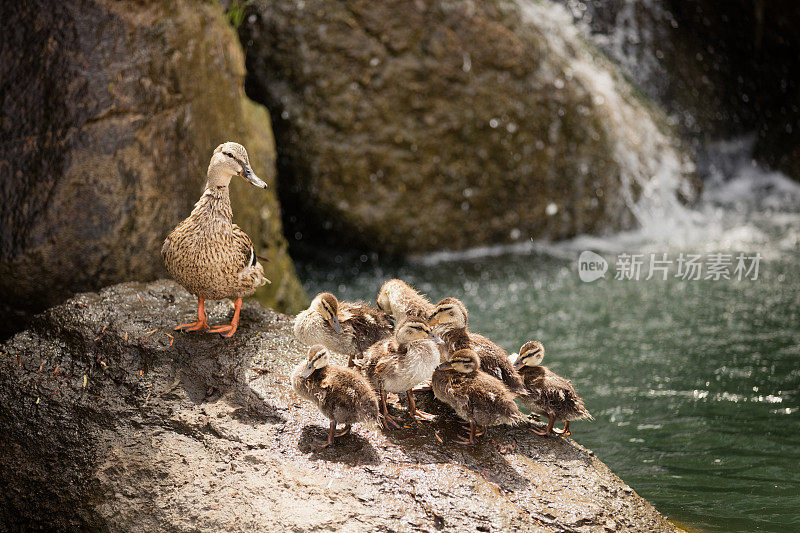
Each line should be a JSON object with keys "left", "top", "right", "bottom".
{"left": 162, "top": 142, "right": 269, "bottom": 337}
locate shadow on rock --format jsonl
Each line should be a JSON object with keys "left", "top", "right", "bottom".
{"left": 298, "top": 425, "right": 381, "bottom": 466}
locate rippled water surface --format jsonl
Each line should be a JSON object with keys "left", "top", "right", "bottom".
{"left": 294, "top": 228, "right": 800, "bottom": 532}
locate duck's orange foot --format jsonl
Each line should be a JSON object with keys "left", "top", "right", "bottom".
{"left": 412, "top": 409, "right": 437, "bottom": 422}
{"left": 174, "top": 320, "right": 209, "bottom": 332}
{"left": 209, "top": 324, "right": 238, "bottom": 338}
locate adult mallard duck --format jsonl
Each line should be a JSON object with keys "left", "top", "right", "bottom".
{"left": 291, "top": 345, "right": 379, "bottom": 448}
{"left": 363, "top": 317, "right": 444, "bottom": 428}
{"left": 162, "top": 142, "right": 269, "bottom": 337}
{"left": 293, "top": 292, "right": 393, "bottom": 367}
{"left": 432, "top": 349, "right": 524, "bottom": 445}
{"left": 514, "top": 341, "right": 592, "bottom": 436}
{"left": 377, "top": 279, "right": 435, "bottom": 323}
{"left": 428, "top": 297, "right": 527, "bottom": 395}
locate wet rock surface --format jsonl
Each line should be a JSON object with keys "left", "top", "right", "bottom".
{"left": 0, "top": 280, "right": 677, "bottom": 532}
{"left": 240, "top": 0, "right": 695, "bottom": 255}
{"left": 0, "top": 0, "right": 306, "bottom": 339}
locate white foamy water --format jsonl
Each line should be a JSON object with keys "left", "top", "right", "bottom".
{"left": 412, "top": 136, "right": 800, "bottom": 266}
{"left": 518, "top": 0, "right": 696, "bottom": 234}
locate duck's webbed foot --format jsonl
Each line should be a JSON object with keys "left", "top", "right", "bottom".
{"left": 379, "top": 389, "right": 404, "bottom": 429}
{"left": 335, "top": 424, "right": 352, "bottom": 437}
{"left": 460, "top": 421, "right": 485, "bottom": 437}
{"left": 208, "top": 298, "right": 242, "bottom": 338}
{"left": 175, "top": 297, "right": 210, "bottom": 332}
{"left": 311, "top": 421, "right": 337, "bottom": 449}
{"left": 552, "top": 420, "right": 571, "bottom": 436}
{"left": 531, "top": 416, "right": 556, "bottom": 436}
{"left": 406, "top": 390, "right": 436, "bottom": 422}
{"left": 454, "top": 421, "right": 479, "bottom": 445}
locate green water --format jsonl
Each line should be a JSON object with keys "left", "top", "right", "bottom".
{"left": 294, "top": 242, "right": 800, "bottom": 532}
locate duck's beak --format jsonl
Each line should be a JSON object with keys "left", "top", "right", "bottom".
{"left": 429, "top": 332, "right": 445, "bottom": 345}
{"left": 239, "top": 166, "right": 267, "bottom": 189}
{"left": 436, "top": 361, "right": 453, "bottom": 371}
{"left": 514, "top": 359, "right": 525, "bottom": 371}
{"left": 331, "top": 315, "right": 342, "bottom": 334}
{"left": 427, "top": 318, "right": 439, "bottom": 327}
{"left": 300, "top": 362, "right": 315, "bottom": 378}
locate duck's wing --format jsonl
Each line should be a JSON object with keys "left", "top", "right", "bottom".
{"left": 340, "top": 303, "right": 394, "bottom": 351}
{"left": 471, "top": 334, "right": 527, "bottom": 395}
{"left": 231, "top": 224, "right": 258, "bottom": 272}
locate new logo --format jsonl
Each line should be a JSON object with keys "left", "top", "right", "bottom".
{"left": 578, "top": 251, "right": 608, "bottom": 282}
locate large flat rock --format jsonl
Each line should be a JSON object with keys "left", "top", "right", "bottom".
{"left": 0, "top": 280, "right": 677, "bottom": 531}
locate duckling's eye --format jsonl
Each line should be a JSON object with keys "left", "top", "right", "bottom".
{"left": 223, "top": 151, "right": 234, "bottom": 159}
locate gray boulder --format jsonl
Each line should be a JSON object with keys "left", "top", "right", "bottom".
{"left": 240, "top": 0, "right": 697, "bottom": 254}
{"left": 0, "top": 0, "right": 307, "bottom": 339}
{"left": 0, "top": 280, "right": 678, "bottom": 531}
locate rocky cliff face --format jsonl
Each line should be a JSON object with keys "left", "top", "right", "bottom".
{"left": 0, "top": 280, "right": 678, "bottom": 532}
{"left": 0, "top": 0, "right": 307, "bottom": 339}
{"left": 240, "top": 0, "right": 696, "bottom": 255}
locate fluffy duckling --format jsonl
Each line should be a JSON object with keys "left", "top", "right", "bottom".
{"left": 428, "top": 297, "right": 527, "bottom": 395}
{"left": 162, "top": 142, "right": 269, "bottom": 337}
{"left": 294, "top": 292, "right": 393, "bottom": 367}
{"left": 514, "top": 341, "right": 592, "bottom": 436}
{"left": 377, "top": 279, "right": 435, "bottom": 323}
{"left": 432, "top": 349, "right": 524, "bottom": 445}
{"left": 291, "top": 345, "right": 379, "bottom": 448}
{"left": 363, "top": 317, "right": 444, "bottom": 428}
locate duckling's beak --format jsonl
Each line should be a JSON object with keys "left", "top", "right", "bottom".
{"left": 331, "top": 315, "right": 342, "bottom": 334}
{"left": 436, "top": 361, "right": 454, "bottom": 371}
{"left": 427, "top": 318, "right": 439, "bottom": 327}
{"left": 429, "top": 332, "right": 445, "bottom": 345}
{"left": 513, "top": 359, "right": 525, "bottom": 371}
{"left": 239, "top": 166, "right": 267, "bottom": 189}
{"left": 300, "top": 362, "right": 315, "bottom": 378}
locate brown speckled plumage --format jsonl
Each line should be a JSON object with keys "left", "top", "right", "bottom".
{"left": 291, "top": 347, "right": 379, "bottom": 428}
{"left": 162, "top": 142, "right": 268, "bottom": 301}
{"left": 377, "top": 279, "right": 435, "bottom": 322}
{"left": 432, "top": 349, "right": 524, "bottom": 429}
{"left": 518, "top": 365, "right": 591, "bottom": 422}
{"left": 294, "top": 293, "right": 393, "bottom": 363}
{"left": 431, "top": 297, "right": 527, "bottom": 395}
{"left": 515, "top": 341, "right": 591, "bottom": 424}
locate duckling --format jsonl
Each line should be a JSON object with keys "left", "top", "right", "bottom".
{"left": 432, "top": 349, "right": 524, "bottom": 445}
{"left": 294, "top": 292, "right": 393, "bottom": 367}
{"left": 377, "top": 279, "right": 435, "bottom": 322}
{"left": 428, "top": 297, "right": 527, "bottom": 395}
{"left": 291, "top": 345, "right": 379, "bottom": 448}
{"left": 363, "top": 317, "right": 445, "bottom": 428}
{"left": 162, "top": 142, "right": 269, "bottom": 337}
{"left": 514, "top": 341, "right": 592, "bottom": 436}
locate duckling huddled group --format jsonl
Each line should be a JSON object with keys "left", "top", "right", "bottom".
{"left": 292, "top": 279, "right": 592, "bottom": 448}
{"left": 161, "top": 142, "right": 590, "bottom": 450}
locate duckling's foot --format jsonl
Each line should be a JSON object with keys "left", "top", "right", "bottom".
{"left": 379, "top": 389, "right": 404, "bottom": 429}
{"left": 311, "top": 422, "right": 337, "bottom": 448}
{"left": 406, "top": 390, "right": 436, "bottom": 422}
{"left": 552, "top": 421, "right": 571, "bottom": 436}
{"left": 454, "top": 421, "right": 478, "bottom": 445}
{"left": 208, "top": 298, "right": 242, "bottom": 338}
{"left": 175, "top": 298, "right": 209, "bottom": 331}
{"left": 531, "top": 417, "right": 556, "bottom": 436}
{"left": 335, "top": 424, "right": 352, "bottom": 437}
{"left": 460, "top": 422, "right": 485, "bottom": 437}
{"left": 380, "top": 412, "right": 404, "bottom": 430}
